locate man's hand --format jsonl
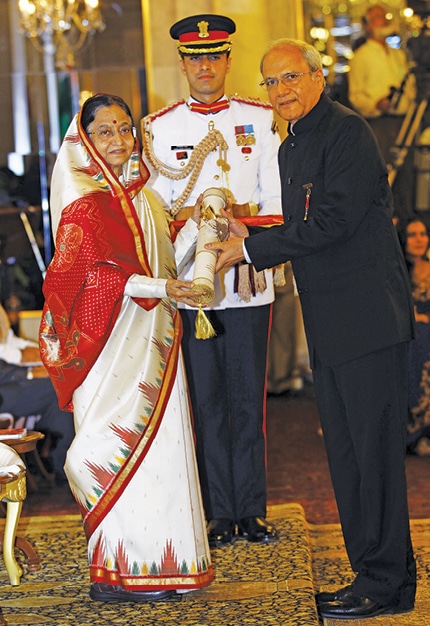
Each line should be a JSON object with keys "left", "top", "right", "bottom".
{"left": 205, "top": 237, "right": 246, "bottom": 272}
{"left": 32, "top": 365, "right": 49, "bottom": 378}
{"left": 21, "top": 347, "right": 41, "bottom": 363}
{"left": 376, "top": 96, "right": 391, "bottom": 113}
{"left": 201, "top": 206, "right": 248, "bottom": 272}
{"left": 21, "top": 347, "right": 49, "bottom": 377}
{"left": 220, "top": 206, "right": 249, "bottom": 238}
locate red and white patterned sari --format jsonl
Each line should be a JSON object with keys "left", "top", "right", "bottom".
{"left": 40, "top": 111, "right": 212, "bottom": 591}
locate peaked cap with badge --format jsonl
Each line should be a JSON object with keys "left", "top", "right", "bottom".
{"left": 170, "top": 14, "right": 236, "bottom": 55}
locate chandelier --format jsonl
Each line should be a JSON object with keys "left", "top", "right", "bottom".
{"left": 18, "top": 0, "right": 105, "bottom": 68}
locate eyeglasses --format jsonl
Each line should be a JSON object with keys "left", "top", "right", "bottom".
{"left": 259, "top": 71, "right": 315, "bottom": 90}
{"left": 87, "top": 125, "right": 136, "bottom": 141}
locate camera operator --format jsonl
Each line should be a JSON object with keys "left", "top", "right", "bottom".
{"left": 349, "top": 5, "right": 416, "bottom": 221}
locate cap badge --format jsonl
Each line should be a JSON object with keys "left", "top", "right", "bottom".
{"left": 197, "top": 21, "right": 210, "bottom": 38}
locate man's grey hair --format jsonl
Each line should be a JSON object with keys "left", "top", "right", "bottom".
{"left": 260, "top": 38, "right": 323, "bottom": 74}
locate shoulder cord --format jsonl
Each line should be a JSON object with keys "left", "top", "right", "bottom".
{"left": 142, "top": 118, "right": 230, "bottom": 216}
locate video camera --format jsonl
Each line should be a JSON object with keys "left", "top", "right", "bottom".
{"left": 407, "top": 1, "right": 430, "bottom": 72}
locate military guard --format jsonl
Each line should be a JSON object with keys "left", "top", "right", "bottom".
{"left": 142, "top": 14, "right": 282, "bottom": 547}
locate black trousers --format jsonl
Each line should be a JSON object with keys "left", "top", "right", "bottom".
{"left": 313, "top": 343, "right": 416, "bottom": 606}
{"left": 4, "top": 377, "right": 74, "bottom": 477}
{"left": 180, "top": 305, "right": 271, "bottom": 521}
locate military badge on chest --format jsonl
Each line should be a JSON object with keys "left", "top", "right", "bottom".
{"left": 235, "top": 125, "right": 256, "bottom": 159}
{"left": 171, "top": 145, "right": 194, "bottom": 166}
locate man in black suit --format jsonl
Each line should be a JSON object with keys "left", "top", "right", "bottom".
{"left": 207, "top": 38, "right": 416, "bottom": 620}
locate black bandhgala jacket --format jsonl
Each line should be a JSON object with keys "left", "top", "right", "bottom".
{"left": 246, "top": 92, "right": 415, "bottom": 367}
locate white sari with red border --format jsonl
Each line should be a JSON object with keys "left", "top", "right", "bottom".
{"left": 41, "top": 112, "right": 212, "bottom": 591}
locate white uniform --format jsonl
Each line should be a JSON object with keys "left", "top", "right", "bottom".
{"left": 142, "top": 94, "right": 282, "bottom": 523}
{"left": 144, "top": 95, "right": 282, "bottom": 309}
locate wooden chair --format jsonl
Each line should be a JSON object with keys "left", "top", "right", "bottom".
{"left": 0, "top": 415, "right": 13, "bottom": 430}
{"left": 0, "top": 442, "right": 26, "bottom": 585}
{"left": 0, "top": 414, "right": 53, "bottom": 490}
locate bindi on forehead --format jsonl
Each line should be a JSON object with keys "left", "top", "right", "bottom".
{"left": 112, "top": 120, "right": 117, "bottom": 124}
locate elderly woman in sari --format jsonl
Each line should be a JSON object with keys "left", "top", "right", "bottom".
{"left": 39, "top": 93, "right": 213, "bottom": 602}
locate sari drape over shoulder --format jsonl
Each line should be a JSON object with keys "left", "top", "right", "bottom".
{"left": 40, "top": 112, "right": 212, "bottom": 591}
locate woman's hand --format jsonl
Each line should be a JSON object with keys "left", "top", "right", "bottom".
{"left": 166, "top": 279, "right": 204, "bottom": 307}
{"left": 191, "top": 193, "right": 203, "bottom": 224}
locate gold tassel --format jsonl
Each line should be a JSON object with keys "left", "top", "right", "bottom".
{"left": 274, "top": 264, "right": 287, "bottom": 287}
{"left": 195, "top": 306, "right": 216, "bottom": 339}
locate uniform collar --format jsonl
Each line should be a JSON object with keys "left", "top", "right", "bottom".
{"left": 187, "top": 96, "right": 230, "bottom": 115}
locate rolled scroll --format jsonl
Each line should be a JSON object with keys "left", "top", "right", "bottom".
{"left": 192, "top": 188, "right": 229, "bottom": 339}
{"left": 192, "top": 187, "right": 229, "bottom": 305}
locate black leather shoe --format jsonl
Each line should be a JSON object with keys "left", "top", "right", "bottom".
{"left": 90, "top": 583, "right": 179, "bottom": 603}
{"left": 207, "top": 518, "right": 235, "bottom": 547}
{"left": 317, "top": 592, "right": 413, "bottom": 619}
{"left": 315, "top": 583, "right": 354, "bottom": 604}
{"left": 237, "top": 517, "right": 278, "bottom": 543}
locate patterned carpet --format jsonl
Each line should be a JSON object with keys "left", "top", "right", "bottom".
{"left": 1, "top": 503, "right": 429, "bottom": 625}
{"left": 312, "top": 518, "right": 430, "bottom": 626}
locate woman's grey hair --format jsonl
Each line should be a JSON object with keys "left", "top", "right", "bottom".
{"left": 260, "top": 38, "right": 323, "bottom": 74}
